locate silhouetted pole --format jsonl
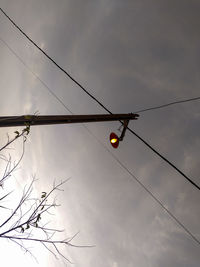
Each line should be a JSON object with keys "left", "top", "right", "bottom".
{"left": 0, "top": 113, "right": 139, "bottom": 128}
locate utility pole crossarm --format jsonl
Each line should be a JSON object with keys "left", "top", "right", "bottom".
{"left": 0, "top": 114, "right": 139, "bottom": 128}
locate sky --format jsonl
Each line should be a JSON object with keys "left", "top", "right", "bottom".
{"left": 0, "top": 0, "right": 200, "bottom": 266}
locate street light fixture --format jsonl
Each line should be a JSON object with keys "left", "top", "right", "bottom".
{"left": 109, "top": 119, "right": 131, "bottom": 149}
{"left": 110, "top": 132, "right": 120, "bottom": 148}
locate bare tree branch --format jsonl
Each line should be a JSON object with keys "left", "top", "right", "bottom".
{"left": 0, "top": 126, "right": 92, "bottom": 263}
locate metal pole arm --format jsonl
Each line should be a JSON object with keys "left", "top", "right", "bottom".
{"left": 0, "top": 113, "right": 139, "bottom": 128}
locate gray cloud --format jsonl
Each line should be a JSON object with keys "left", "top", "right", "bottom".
{"left": 0, "top": 0, "right": 200, "bottom": 266}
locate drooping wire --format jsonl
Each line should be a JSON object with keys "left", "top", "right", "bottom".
{"left": 2, "top": 7, "right": 200, "bottom": 116}
{"left": 126, "top": 126, "right": 200, "bottom": 191}
{"left": 1, "top": 7, "right": 199, "bottom": 192}
{"left": 0, "top": 7, "right": 111, "bottom": 115}
{"left": 134, "top": 96, "right": 200, "bottom": 113}
{"left": 1, "top": 33, "right": 199, "bottom": 247}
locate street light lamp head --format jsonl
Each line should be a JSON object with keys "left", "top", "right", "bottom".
{"left": 109, "top": 119, "right": 131, "bottom": 148}
{"left": 110, "top": 132, "right": 119, "bottom": 148}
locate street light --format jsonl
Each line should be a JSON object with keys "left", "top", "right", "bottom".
{"left": 110, "top": 132, "right": 120, "bottom": 148}
{"left": 109, "top": 119, "right": 130, "bottom": 149}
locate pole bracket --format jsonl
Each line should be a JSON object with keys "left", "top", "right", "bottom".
{"left": 119, "top": 120, "right": 129, "bottom": 141}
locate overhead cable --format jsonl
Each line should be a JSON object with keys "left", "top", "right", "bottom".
{"left": 1, "top": 7, "right": 199, "bottom": 192}
{"left": 0, "top": 7, "right": 111, "bottom": 115}
{"left": 135, "top": 96, "right": 200, "bottom": 113}
{"left": 127, "top": 127, "right": 200, "bottom": 191}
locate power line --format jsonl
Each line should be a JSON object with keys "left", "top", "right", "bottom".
{"left": 2, "top": 6, "right": 199, "bottom": 117}
{"left": 0, "top": 7, "right": 111, "bottom": 115}
{"left": 1, "top": 34, "right": 199, "bottom": 247}
{"left": 1, "top": 7, "right": 199, "bottom": 192}
{"left": 127, "top": 127, "right": 200, "bottom": 191}
{"left": 0, "top": 36, "right": 72, "bottom": 115}
{"left": 135, "top": 96, "right": 200, "bottom": 113}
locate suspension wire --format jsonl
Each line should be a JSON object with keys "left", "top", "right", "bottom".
{"left": 0, "top": 7, "right": 111, "bottom": 114}
{"left": 1, "top": 7, "right": 199, "bottom": 192}
{"left": 1, "top": 32, "right": 199, "bottom": 247}
{"left": 126, "top": 126, "right": 200, "bottom": 191}
{"left": 134, "top": 96, "right": 200, "bottom": 113}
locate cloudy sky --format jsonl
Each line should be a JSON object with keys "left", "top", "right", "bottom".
{"left": 0, "top": 0, "right": 200, "bottom": 266}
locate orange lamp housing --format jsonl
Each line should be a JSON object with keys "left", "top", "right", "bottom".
{"left": 110, "top": 132, "right": 119, "bottom": 149}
